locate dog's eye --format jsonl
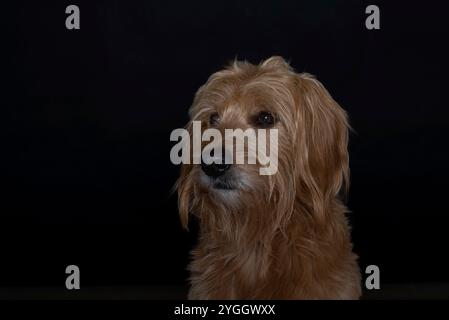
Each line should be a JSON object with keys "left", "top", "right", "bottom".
{"left": 209, "top": 112, "right": 220, "bottom": 126}
{"left": 256, "top": 111, "right": 275, "bottom": 128}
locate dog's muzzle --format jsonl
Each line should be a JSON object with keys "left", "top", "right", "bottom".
{"left": 201, "top": 160, "right": 231, "bottom": 178}
{"left": 200, "top": 149, "right": 238, "bottom": 190}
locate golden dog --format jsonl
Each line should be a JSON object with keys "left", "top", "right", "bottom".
{"left": 176, "top": 56, "right": 361, "bottom": 299}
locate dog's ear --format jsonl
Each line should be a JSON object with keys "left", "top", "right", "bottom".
{"left": 174, "top": 120, "right": 196, "bottom": 230}
{"left": 176, "top": 163, "right": 193, "bottom": 229}
{"left": 295, "top": 73, "right": 350, "bottom": 220}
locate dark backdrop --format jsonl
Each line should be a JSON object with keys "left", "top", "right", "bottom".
{"left": 2, "top": 0, "right": 449, "bottom": 293}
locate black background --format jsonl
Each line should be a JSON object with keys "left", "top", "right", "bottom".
{"left": 2, "top": 0, "right": 449, "bottom": 296}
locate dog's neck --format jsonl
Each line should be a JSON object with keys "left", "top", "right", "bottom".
{"left": 197, "top": 198, "right": 351, "bottom": 287}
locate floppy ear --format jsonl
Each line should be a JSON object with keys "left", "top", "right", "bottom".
{"left": 174, "top": 119, "right": 196, "bottom": 230}
{"left": 295, "top": 73, "right": 350, "bottom": 220}
{"left": 175, "top": 163, "right": 194, "bottom": 229}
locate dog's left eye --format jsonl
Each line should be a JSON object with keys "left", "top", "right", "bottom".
{"left": 209, "top": 112, "right": 220, "bottom": 126}
{"left": 255, "top": 111, "right": 275, "bottom": 128}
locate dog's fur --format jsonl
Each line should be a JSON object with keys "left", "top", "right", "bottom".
{"left": 176, "top": 56, "right": 361, "bottom": 299}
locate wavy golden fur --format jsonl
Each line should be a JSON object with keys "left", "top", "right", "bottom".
{"left": 176, "top": 56, "right": 361, "bottom": 299}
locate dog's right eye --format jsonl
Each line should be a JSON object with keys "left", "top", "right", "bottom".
{"left": 209, "top": 112, "right": 220, "bottom": 126}
{"left": 255, "top": 111, "right": 275, "bottom": 128}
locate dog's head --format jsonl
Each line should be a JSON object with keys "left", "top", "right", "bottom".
{"left": 176, "top": 56, "right": 349, "bottom": 239}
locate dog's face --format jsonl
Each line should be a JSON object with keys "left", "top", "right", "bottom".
{"left": 176, "top": 57, "right": 349, "bottom": 236}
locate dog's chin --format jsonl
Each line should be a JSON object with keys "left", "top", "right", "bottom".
{"left": 212, "top": 179, "right": 237, "bottom": 191}
{"left": 199, "top": 172, "right": 240, "bottom": 194}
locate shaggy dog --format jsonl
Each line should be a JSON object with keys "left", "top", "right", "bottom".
{"left": 176, "top": 56, "right": 361, "bottom": 299}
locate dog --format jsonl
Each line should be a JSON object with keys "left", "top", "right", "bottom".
{"left": 176, "top": 56, "right": 361, "bottom": 299}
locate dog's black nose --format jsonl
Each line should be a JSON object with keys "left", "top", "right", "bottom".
{"left": 201, "top": 160, "right": 231, "bottom": 178}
